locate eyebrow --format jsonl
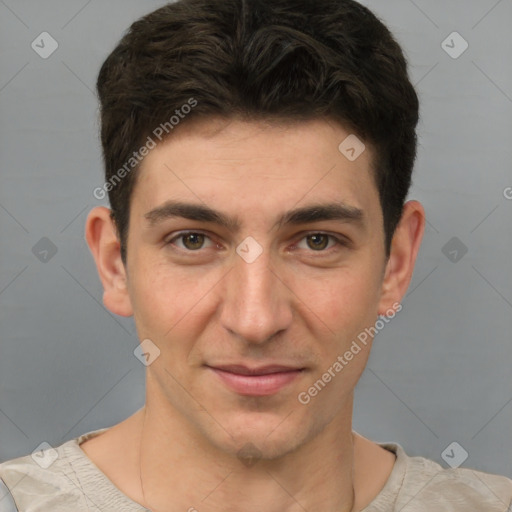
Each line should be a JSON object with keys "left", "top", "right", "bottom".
{"left": 144, "top": 200, "right": 366, "bottom": 232}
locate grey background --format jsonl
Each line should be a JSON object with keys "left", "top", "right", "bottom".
{"left": 1, "top": 0, "right": 511, "bottom": 482}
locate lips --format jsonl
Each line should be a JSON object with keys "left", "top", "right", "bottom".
{"left": 210, "top": 364, "right": 302, "bottom": 376}
{"left": 206, "top": 364, "right": 305, "bottom": 396}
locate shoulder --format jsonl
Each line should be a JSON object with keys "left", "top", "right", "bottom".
{"left": 0, "top": 449, "right": 81, "bottom": 511}
{"left": 384, "top": 442, "right": 512, "bottom": 511}
{"left": 0, "top": 429, "right": 110, "bottom": 512}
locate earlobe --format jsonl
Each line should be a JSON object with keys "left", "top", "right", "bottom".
{"left": 377, "top": 200, "right": 425, "bottom": 316}
{"left": 84, "top": 206, "right": 134, "bottom": 317}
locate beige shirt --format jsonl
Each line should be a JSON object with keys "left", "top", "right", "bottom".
{"left": 1, "top": 427, "right": 511, "bottom": 511}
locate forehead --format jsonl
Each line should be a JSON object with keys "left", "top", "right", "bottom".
{"left": 131, "top": 118, "right": 381, "bottom": 226}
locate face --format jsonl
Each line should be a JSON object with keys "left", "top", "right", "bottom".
{"left": 90, "top": 118, "right": 421, "bottom": 460}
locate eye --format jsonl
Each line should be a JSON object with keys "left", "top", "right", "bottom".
{"left": 165, "top": 231, "right": 348, "bottom": 254}
{"left": 166, "top": 231, "right": 215, "bottom": 251}
{"left": 295, "top": 233, "right": 347, "bottom": 252}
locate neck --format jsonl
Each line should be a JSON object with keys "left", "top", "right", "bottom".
{"left": 137, "top": 391, "right": 356, "bottom": 512}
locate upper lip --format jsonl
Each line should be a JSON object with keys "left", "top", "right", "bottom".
{"left": 207, "top": 364, "right": 304, "bottom": 376}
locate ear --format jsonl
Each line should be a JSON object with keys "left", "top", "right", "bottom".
{"left": 84, "top": 206, "right": 133, "bottom": 317}
{"left": 377, "top": 200, "right": 425, "bottom": 315}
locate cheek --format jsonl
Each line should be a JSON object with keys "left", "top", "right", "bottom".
{"left": 296, "top": 270, "right": 379, "bottom": 409}
{"left": 293, "top": 264, "right": 381, "bottom": 340}
{"left": 128, "top": 257, "right": 221, "bottom": 342}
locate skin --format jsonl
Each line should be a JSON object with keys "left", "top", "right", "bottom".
{"left": 83, "top": 118, "right": 425, "bottom": 512}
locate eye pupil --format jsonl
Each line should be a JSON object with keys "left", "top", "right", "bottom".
{"left": 183, "top": 233, "right": 204, "bottom": 250}
{"left": 307, "top": 234, "right": 329, "bottom": 251}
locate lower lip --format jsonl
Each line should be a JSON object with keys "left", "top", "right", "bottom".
{"left": 208, "top": 367, "right": 304, "bottom": 396}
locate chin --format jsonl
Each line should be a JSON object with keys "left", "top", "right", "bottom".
{"left": 204, "top": 411, "right": 311, "bottom": 462}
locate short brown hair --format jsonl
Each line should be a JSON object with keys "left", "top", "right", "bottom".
{"left": 96, "top": 0, "right": 419, "bottom": 263}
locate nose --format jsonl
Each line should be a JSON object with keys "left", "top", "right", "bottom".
{"left": 218, "top": 245, "right": 293, "bottom": 345}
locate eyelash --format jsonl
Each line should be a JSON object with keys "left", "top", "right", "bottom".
{"left": 165, "top": 231, "right": 349, "bottom": 254}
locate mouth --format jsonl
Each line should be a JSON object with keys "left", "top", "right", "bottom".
{"left": 205, "top": 364, "right": 306, "bottom": 396}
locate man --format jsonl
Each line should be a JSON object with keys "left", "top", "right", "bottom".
{"left": 1, "top": 0, "right": 511, "bottom": 511}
